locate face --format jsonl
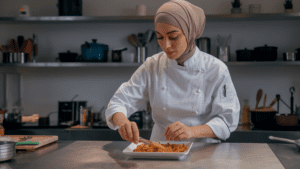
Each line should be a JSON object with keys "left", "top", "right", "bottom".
{"left": 155, "top": 23, "right": 187, "bottom": 60}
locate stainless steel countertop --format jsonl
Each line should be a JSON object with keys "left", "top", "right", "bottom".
{"left": 0, "top": 141, "right": 299, "bottom": 169}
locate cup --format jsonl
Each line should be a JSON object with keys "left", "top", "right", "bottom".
{"left": 217, "top": 46, "right": 230, "bottom": 62}
{"left": 136, "top": 47, "right": 147, "bottom": 63}
{"left": 283, "top": 52, "right": 295, "bottom": 61}
{"left": 136, "top": 4, "right": 146, "bottom": 16}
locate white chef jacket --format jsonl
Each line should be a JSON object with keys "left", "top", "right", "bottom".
{"left": 105, "top": 46, "right": 240, "bottom": 143}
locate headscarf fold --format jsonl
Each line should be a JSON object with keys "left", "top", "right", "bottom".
{"left": 154, "top": 0, "right": 206, "bottom": 66}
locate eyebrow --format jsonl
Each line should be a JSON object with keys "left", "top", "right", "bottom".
{"left": 155, "top": 30, "right": 179, "bottom": 35}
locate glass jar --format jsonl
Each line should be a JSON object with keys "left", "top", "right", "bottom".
{"left": 242, "top": 99, "right": 251, "bottom": 125}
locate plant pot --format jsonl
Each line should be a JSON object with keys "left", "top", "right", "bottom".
{"left": 276, "top": 114, "right": 298, "bottom": 126}
{"left": 231, "top": 8, "right": 242, "bottom": 14}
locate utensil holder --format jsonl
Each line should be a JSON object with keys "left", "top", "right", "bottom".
{"left": 136, "top": 47, "right": 147, "bottom": 63}
{"left": 217, "top": 46, "right": 230, "bottom": 62}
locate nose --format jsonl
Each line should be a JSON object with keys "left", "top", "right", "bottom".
{"left": 164, "top": 39, "right": 172, "bottom": 50}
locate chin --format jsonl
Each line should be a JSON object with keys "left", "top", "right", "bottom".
{"left": 166, "top": 52, "right": 179, "bottom": 60}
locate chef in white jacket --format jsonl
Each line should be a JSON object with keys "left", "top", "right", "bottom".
{"left": 105, "top": 0, "right": 240, "bottom": 144}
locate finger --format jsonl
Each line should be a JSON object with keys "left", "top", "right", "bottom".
{"left": 119, "top": 127, "right": 127, "bottom": 140}
{"left": 169, "top": 128, "right": 185, "bottom": 141}
{"left": 125, "top": 123, "right": 133, "bottom": 142}
{"left": 131, "top": 122, "right": 139, "bottom": 144}
{"left": 166, "top": 125, "right": 182, "bottom": 140}
{"left": 165, "top": 122, "right": 180, "bottom": 137}
{"left": 174, "top": 133, "right": 184, "bottom": 141}
{"left": 164, "top": 121, "right": 179, "bottom": 136}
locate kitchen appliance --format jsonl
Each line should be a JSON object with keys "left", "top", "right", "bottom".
{"left": 58, "top": 50, "right": 78, "bottom": 62}
{"left": 196, "top": 37, "right": 211, "bottom": 54}
{"left": 254, "top": 44, "right": 278, "bottom": 61}
{"left": 236, "top": 48, "right": 255, "bottom": 61}
{"left": 111, "top": 48, "right": 127, "bottom": 62}
{"left": 81, "top": 39, "right": 109, "bottom": 62}
{"left": 58, "top": 101, "right": 87, "bottom": 126}
{"left": 57, "top": 0, "right": 82, "bottom": 16}
{"left": 3, "top": 110, "right": 22, "bottom": 130}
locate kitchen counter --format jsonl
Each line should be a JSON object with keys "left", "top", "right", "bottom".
{"left": 1, "top": 141, "right": 299, "bottom": 169}
{"left": 5, "top": 124, "right": 300, "bottom": 143}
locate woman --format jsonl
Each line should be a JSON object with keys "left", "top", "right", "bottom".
{"left": 105, "top": 0, "right": 240, "bottom": 144}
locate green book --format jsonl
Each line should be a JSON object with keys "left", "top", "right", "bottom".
{"left": 16, "top": 141, "right": 39, "bottom": 145}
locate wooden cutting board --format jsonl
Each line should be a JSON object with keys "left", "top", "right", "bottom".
{"left": 7, "top": 135, "right": 58, "bottom": 150}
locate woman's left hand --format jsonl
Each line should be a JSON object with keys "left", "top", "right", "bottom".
{"left": 164, "top": 121, "right": 194, "bottom": 141}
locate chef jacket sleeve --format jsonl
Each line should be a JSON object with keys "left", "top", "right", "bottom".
{"left": 105, "top": 60, "right": 149, "bottom": 130}
{"left": 205, "top": 67, "right": 240, "bottom": 141}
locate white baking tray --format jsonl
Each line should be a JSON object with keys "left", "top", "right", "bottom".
{"left": 122, "top": 141, "right": 193, "bottom": 160}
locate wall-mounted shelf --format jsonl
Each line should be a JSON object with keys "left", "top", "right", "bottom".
{"left": 0, "top": 61, "right": 299, "bottom": 68}
{"left": 0, "top": 62, "right": 142, "bottom": 68}
{"left": 0, "top": 12, "right": 299, "bottom": 23}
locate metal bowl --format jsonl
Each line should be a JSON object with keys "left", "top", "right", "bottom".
{"left": 0, "top": 141, "right": 16, "bottom": 162}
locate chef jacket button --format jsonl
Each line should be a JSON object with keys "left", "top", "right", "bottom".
{"left": 161, "top": 87, "right": 165, "bottom": 90}
{"left": 163, "top": 108, "right": 166, "bottom": 111}
{"left": 196, "top": 89, "right": 201, "bottom": 93}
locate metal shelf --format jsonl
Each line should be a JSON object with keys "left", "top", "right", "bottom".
{"left": 0, "top": 61, "right": 299, "bottom": 68}
{"left": 0, "top": 13, "right": 300, "bottom": 23}
{"left": 226, "top": 61, "right": 300, "bottom": 66}
{"left": 0, "top": 62, "right": 142, "bottom": 68}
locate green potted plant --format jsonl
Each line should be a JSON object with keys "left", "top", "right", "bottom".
{"left": 284, "top": 0, "right": 294, "bottom": 13}
{"left": 231, "top": 0, "right": 242, "bottom": 14}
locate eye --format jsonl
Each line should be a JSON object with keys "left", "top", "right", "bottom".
{"left": 157, "top": 36, "right": 178, "bottom": 40}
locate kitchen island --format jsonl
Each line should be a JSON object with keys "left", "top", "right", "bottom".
{"left": 5, "top": 125, "right": 300, "bottom": 143}
{"left": 0, "top": 141, "right": 299, "bottom": 169}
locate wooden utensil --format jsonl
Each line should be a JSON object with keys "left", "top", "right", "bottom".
{"left": 0, "top": 45, "right": 5, "bottom": 53}
{"left": 255, "top": 89, "right": 263, "bottom": 109}
{"left": 20, "top": 40, "right": 28, "bottom": 53}
{"left": 263, "top": 94, "right": 267, "bottom": 108}
{"left": 268, "top": 97, "right": 278, "bottom": 108}
{"left": 12, "top": 39, "right": 19, "bottom": 53}
{"left": 9, "top": 39, "right": 16, "bottom": 53}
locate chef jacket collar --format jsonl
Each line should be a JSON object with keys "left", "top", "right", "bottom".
{"left": 168, "top": 46, "right": 205, "bottom": 72}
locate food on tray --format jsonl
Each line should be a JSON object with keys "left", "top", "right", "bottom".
{"left": 133, "top": 142, "right": 188, "bottom": 152}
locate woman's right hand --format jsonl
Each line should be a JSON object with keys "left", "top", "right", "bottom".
{"left": 118, "top": 121, "right": 140, "bottom": 144}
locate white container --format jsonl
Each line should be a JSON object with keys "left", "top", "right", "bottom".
{"left": 19, "top": 5, "right": 30, "bottom": 17}
{"left": 136, "top": 4, "right": 146, "bottom": 16}
{"left": 249, "top": 4, "right": 261, "bottom": 14}
{"left": 123, "top": 53, "right": 135, "bottom": 63}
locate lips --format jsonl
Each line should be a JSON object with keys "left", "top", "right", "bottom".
{"left": 167, "top": 51, "right": 175, "bottom": 54}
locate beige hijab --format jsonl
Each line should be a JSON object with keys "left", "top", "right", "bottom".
{"left": 154, "top": 0, "right": 206, "bottom": 66}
